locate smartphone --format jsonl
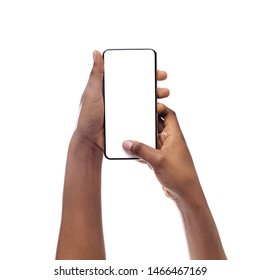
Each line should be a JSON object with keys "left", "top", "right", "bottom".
{"left": 103, "top": 48, "right": 157, "bottom": 159}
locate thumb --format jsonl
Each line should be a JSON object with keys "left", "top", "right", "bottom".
{"left": 90, "top": 50, "right": 103, "bottom": 82}
{"left": 122, "top": 140, "right": 159, "bottom": 167}
{"left": 81, "top": 50, "right": 104, "bottom": 104}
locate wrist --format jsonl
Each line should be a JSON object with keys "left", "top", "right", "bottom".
{"left": 70, "top": 130, "right": 103, "bottom": 162}
{"left": 62, "top": 130, "right": 103, "bottom": 212}
{"left": 167, "top": 181, "right": 209, "bottom": 214}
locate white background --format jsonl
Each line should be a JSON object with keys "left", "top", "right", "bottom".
{"left": 0, "top": 0, "right": 259, "bottom": 278}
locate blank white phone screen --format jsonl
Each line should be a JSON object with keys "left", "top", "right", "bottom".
{"left": 103, "top": 49, "right": 157, "bottom": 159}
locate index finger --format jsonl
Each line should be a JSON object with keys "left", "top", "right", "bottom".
{"left": 159, "top": 105, "right": 182, "bottom": 134}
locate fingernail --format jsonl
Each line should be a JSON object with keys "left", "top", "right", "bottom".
{"left": 93, "top": 50, "right": 97, "bottom": 63}
{"left": 122, "top": 140, "right": 133, "bottom": 151}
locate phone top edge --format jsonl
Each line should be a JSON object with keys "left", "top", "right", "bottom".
{"left": 103, "top": 48, "right": 156, "bottom": 56}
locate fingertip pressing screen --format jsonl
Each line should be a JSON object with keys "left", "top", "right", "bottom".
{"left": 103, "top": 49, "right": 157, "bottom": 159}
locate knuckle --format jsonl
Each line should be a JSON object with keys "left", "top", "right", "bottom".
{"left": 170, "top": 108, "right": 176, "bottom": 116}
{"left": 132, "top": 142, "right": 144, "bottom": 155}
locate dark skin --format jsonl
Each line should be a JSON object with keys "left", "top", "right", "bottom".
{"left": 56, "top": 50, "right": 226, "bottom": 260}
{"left": 123, "top": 106, "right": 227, "bottom": 259}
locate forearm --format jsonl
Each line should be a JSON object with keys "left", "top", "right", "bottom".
{"left": 174, "top": 184, "right": 227, "bottom": 260}
{"left": 56, "top": 131, "right": 105, "bottom": 260}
